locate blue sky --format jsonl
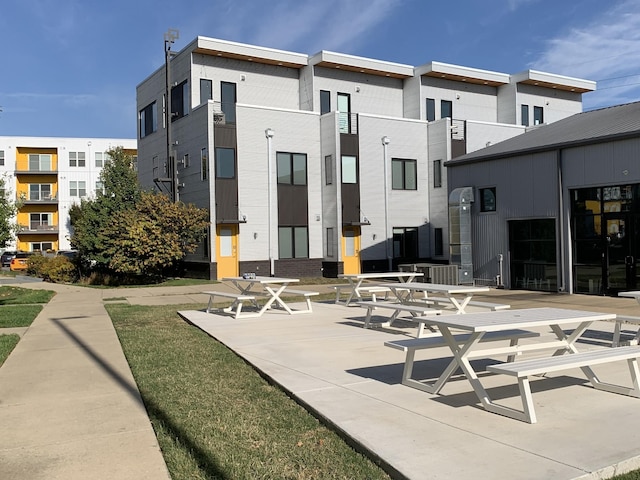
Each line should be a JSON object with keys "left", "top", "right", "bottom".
{"left": 2, "top": 0, "right": 639, "bottom": 139}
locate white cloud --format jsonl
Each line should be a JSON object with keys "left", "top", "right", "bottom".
{"left": 531, "top": 0, "right": 640, "bottom": 108}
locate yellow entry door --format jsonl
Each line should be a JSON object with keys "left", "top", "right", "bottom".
{"left": 216, "top": 225, "right": 239, "bottom": 280}
{"left": 342, "top": 226, "right": 361, "bottom": 275}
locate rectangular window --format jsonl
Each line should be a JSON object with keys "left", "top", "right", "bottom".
{"left": 320, "top": 90, "right": 331, "bottom": 114}
{"left": 521, "top": 104, "right": 529, "bottom": 126}
{"left": 325, "top": 155, "right": 332, "bottom": 185}
{"left": 201, "top": 148, "right": 208, "bottom": 181}
{"left": 139, "top": 101, "right": 158, "bottom": 138}
{"left": 31, "top": 242, "right": 53, "bottom": 252}
{"left": 96, "top": 181, "right": 104, "bottom": 193}
{"left": 70, "top": 181, "right": 86, "bottom": 197}
{"left": 426, "top": 98, "right": 435, "bottom": 121}
{"left": 441, "top": 100, "right": 453, "bottom": 119}
{"left": 95, "top": 152, "right": 105, "bottom": 167}
{"left": 200, "top": 79, "right": 212, "bottom": 105}
{"left": 221, "top": 82, "right": 237, "bottom": 124}
{"left": 131, "top": 155, "right": 137, "bottom": 172}
{"left": 433, "top": 159, "right": 442, "bottom": 188}
{"left": 392, "top": 158, "right": 417, "bottom": 190}
{"left": 341, "top": 155, "right": 357, "bottom": 184}
{"left": 392, "top": 227, "right": 419, "bottom": 259}
{"left": 434, "top": 228, "right": 443, "bottom": 256}
{"left": 171, "top": 80, "right": 189, "bottom": 121}
{"left": 0, "top": 150, "right": 4, "bottom": 166}
{"left": 29, "top": 184, "right": 52, "bottom": 201}
{"left": 480, "top": 187, "right": 497, "bottom": 212}
{"left": 69, "top": 152, "right": 86, "bottom": 167}
{"left": 337, "top": 92, "right": 351, "bottom": 133}
{"left": 30, "top": 213, "right": 52, "bottom": 230}
{"left": 28, "top": 154, "right": 52, "bottom": 171}
{"left": 278, "top": 226, "right": 309, "bottom": 259}
{"left": 534, "top": 106, "right": 544, "bottom": 125}
{"left": 326, "top": 227, "right": 334, "bottom": 257}
{"left": 277, "top": 152, "right": 307, "bottom": 185}
{"left": 152, "top": 155, "right": 159, "bottom": 179}
{"left": 183, "top": 153, "right": 190, "bottom": 168}
{"left": 215, "top": 147, "right": 235, "bottom": 178}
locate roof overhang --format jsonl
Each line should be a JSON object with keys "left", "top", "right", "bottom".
{"left": 193, "top": 36, "right": 308, "bottom": 69}
{"left": 310, "top": 51, "right": 414, "bottom": 79}
{"left": 511, "top": 70, "right": 596, "bottom": 93}
{"left": 416, "top": 61, "right": 510, "bottom": 87}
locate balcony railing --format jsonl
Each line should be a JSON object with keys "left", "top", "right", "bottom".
{"left": 18, "top": 194, "right": 58, "bottom": 203}
{"left": 339, "top": 113, "right": 358, "bottom": 135}
{"left": 211, "top": 101, "right": 236, "bottom": 125}
{"left": 18, "top": 223, "right": 59, "bottom": 233}
{"left": 15, "top": 169, "right": 57, "bottom": 175}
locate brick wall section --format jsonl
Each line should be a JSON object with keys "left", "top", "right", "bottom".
{"left": 274, "top": 258, "right": 324, "bottom": 278}
{"left": 239, "top": 260, "right": 271, "bottom": 277}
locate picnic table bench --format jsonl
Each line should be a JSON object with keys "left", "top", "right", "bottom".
{"left": 203, "top": 291, "right": 259, "bottom": 319}
{"left": 356, "top": 300, "right": 441, "bottom": 331}
{"left": 612, "top": 315, "right": 640, "bottom": 347}
{"left": 487, "top": 345, "right": 640, "bottom": 423}
{"left": 419, "top": 296, "right": 510, "bottom": 312}
{"left": 281, "top": 289, "right": 320, "bottom": 313}
{"left": 384, "top": 329, "right": 540, "bottom": 393}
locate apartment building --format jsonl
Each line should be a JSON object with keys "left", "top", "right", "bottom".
{"left": 0, "top": 137, "right": 137, "bottom": 253}
{"left": 136, "top": 36, "right": 595, "bottom": 280}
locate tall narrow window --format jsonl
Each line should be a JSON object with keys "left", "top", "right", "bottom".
{"left": 534, "top": 106, "right": 544, "bottom": 125}
{"left": 426, "top": 98, "right": 436, "bottom": 121}
{"left": 171, "top": 80, "right": 189, "bottom": 120}
{"left": 433, "top": 159, "right": 442, "bottom": 188}
{"left": 201, "top": 148, "right": 208, "bottom": 181}
{"left": 392, "top": 227, "right": 419, "bottom": 259}
{"left": 95, "top": 152, "right": 105, "bottom": 167}
{"left": 200, "top": 79, "right": 212, "bottom": 105}
{"left": 441, "top": 100, "right": 453, "bottom": 119}
{"left": 0, "top": 150, "right": 4, "bottom": 166}
{"left": 320, "top": 90, "right": 331, "bottom": 114}
{"left": 326, "top": 227, "right": 334, "bottom": 257}
{"left": 139, "top": 101, "right": 157, "bottom": 138}
{"left": 434, "top": 228, "right": 443, "bottom": 256}
{"left": 221, "top": 82, "right": 237, "bottom": 124}
{"left": 392, "top": 158, "right": 417, "bottom": 190}
{"left": 215, "top": 148, "right": 235, "bottom": 179}
{"left": 521, "top": 104, "right": 530, "bottom": 126}
{"left": 325, "top": 155, "right": 333, "bottom": 185}
{"left": 277, "top": 153, "right": 307, "bottom": 185}
{"left": 337, "top": 92, "right": 351, "bottom": 134}
{"left": 341, "top": 155, "right": 357, "bottom": 184}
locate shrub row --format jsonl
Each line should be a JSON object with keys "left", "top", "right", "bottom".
{"left": 27, "top": 255, "right": 79, "bottom": 284}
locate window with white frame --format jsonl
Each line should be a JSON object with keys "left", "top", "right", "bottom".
{"left": 70, "top": 181, "right": 87, "bottom": 197}
{"left": 28, "top": 154, "right": 51, "bottom": 171}
{"left": 139, "top": 101, "right": 158, "bottom": 138}
{"left": 29, "top": 213, "right": 53, "bottom": 230}
{"left": 29, "top": 184, "right": 52, "bottom": 201}
{"left": 31, "top": 242, "right": 53, "bottom": 252}
{"left": 69, "top": 152, "right": 86, "bottom": 167}
{"left": 95, "top": 152, "right": 105, "bottom": 167}
{"left": 96, "top": 181, "right": 104, "bottom": 194}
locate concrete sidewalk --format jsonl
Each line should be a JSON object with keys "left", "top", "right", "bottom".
{"left": 0, "top": 283, "right": 171, "bottom": 480}
{"left": 3, "top": 281, "right": 640, "bottom": 479}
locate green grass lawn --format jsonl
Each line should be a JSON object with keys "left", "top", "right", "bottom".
{"left": 0, "top": 305, "right": 43, "bottom": 327}
{"left": 0, "top": 286, "right": 55, "bottom": 305}
{"left": 0, "top": 334, "right": 20, "bottom": 367}
{"left": 108, "top": 303, "right": 390, "bottom": 480}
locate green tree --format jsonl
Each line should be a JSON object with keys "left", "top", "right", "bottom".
{"left": 70, "top": 147, "right": 210, "bottom": 281}
{"left": 0, "top": 175, "right": 18, "bottom": 248}
{"left": 70, "top": 147, "right": 140, "bottom": 269}
{"left": 104, "top": 192, "right": 209, "bottom": 277}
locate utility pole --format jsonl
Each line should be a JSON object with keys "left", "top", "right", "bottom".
{"left": 164, "top": 28, "right": 179, "bottom": 202}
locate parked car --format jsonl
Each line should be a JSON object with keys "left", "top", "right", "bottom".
{"left": 10, "top": 252, "right": 34, "bottom": 271}
{"left": 1, "top": 250, "right": 18, "bottom": 267}
{"left": 56, "top": 250, "right": 78, "bottom": 260}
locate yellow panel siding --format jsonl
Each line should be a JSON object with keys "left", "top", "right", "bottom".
{"left": 15, "top": 147, "right": 58, "bottom": 171}
{"left": 16, "top": 234, "right": 58, "bottom": 252}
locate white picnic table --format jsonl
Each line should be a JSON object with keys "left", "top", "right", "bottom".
{"left": 396, "top": 307, "right": 640, "bottom": 423}
{"left": 221, "top": 276, "right": 303, "bottom": 316}
{"left": 336, "top": 272, "right": 423, "bottom": 306}
{"left": 614, "top": 291, "right": 640, "bottom": 345}
{"left": 380, "top": 282, "right": 490, "bottom": 314}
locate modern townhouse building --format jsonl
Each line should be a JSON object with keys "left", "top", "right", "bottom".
{"left": 136, "top": 36, "right": 595, "bottom": 281}
{"left": 0, "top": 136, "right": 137, "bottom": 253}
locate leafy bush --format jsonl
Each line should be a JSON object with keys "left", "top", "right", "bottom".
{"left": 27, "top": 255, "right": 79, "bottom": 283}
